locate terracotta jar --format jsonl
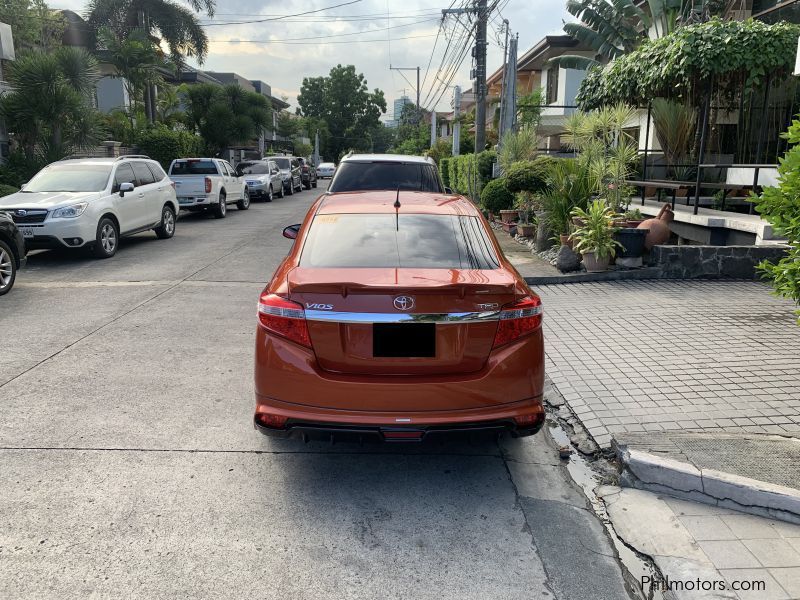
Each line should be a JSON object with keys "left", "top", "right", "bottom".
{"left": 638, "top": 204, "right": 674, "bottom": 249}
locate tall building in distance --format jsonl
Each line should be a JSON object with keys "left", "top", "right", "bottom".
{"left": 393, "top": 96, "right": 412, "bottom": 122}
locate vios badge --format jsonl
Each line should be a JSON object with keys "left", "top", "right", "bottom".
{"left": 393, "top": 296, "right": 415, "bottom": 311}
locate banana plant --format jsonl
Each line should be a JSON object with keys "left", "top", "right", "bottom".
{"left": 552, "top": 0, "right": 714, "bottom": 69}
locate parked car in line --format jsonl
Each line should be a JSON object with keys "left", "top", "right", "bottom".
{"left": 296, "top": 157, "right": 318, "bottom": 190}
{"left": 168, "top": 158, "right": 250, "bottom": 218}
{"left": 328, "top": 154, "right": 446, "bottom": 194}
{"left": 235, "top": 159, "right": 282, "bottom": 202}
{"left": 316, "top": 162, "right": 336, "bottom": 179}
{"left": 0, "top": 210, "right": 25, "bottom": 295}
{"left": 0, "top": 156, "right": 179, "bottom": 259}
{"left": 266, "top": 156, "right": 302, "bottom": 196}
{"left": 253, "top": 189, "right": 545, "bottom": 443}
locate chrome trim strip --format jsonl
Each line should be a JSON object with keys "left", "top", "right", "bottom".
{"left": 304, "top": 310, "right": 501, "bottom": 324}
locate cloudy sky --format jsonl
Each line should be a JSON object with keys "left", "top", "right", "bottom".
{"left": 53, "top": 0, "right": 571, "bottom": 117}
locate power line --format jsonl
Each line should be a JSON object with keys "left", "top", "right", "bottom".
{"left": 208, "top": 33, "right": 438, "bottom": 46}
{"left": 200, "top": 0, "right": 365, "bottom": 26}
{"left": 207, "top": 18, "right": 437, "bottom": 43}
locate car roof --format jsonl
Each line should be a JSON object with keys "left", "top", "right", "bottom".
{"left": 52, "top": 157, "right": 154, "bottom": 167}
{"left": 340, "top": 153, "right": 434, "bottom": 165}
{"left": 317, "top": 190, "right": 478, "bottom": 216}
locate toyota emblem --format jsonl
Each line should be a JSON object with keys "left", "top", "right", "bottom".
{"left": 16, "top": 209, "right": 27, "bottom": 217}
{"left": 393, "top": 296, "right": 415, "bottom": 311}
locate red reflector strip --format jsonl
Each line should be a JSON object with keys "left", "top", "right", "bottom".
{"left": 256, "top": 413, "right": 288, "bottom": 429}
{"left": 383, "top": 431, "right": 424, "bottom": 440}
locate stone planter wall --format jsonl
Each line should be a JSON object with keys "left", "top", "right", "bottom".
{"left": 649, "top": 245, "right": 790, "bottom": 279}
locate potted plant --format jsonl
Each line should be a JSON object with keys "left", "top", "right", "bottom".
{"left": 569, "top": 200, "right": 621, "bottom": 272}
{"left": 623, "top": 208, "right": 645, "bottom": 228}
{"left": 514, "top": 191, "right": 538, "bottom": 237}
{"left": 481, "top": 178, "right": 516, "bottom": 228}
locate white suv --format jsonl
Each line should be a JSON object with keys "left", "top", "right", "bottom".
{"left": 0, "top": 156, "right": 179, "bottom": 258}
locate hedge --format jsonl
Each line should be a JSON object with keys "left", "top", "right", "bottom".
{"left": 440, "top": 150, "right": 497, "bottom": 198}
{"left": 137, "top": 127, "right": 206, "bottom": 169}
{"left": 439, "top": 157, "right": 451, "bottom": 187}
{"left": 0, "top": 184, "right": 19, "bottom": 197}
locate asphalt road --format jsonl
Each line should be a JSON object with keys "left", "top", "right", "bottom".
{"left": 0, "top": 182, "right": 635, "bottom": 600}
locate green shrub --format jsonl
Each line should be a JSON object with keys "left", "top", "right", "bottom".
{"left": 505, "top": 156, "right": 559, "bottom": 194}
{"left": 480, "top": 178, "right": 514, "bottom": 214}
{"left": 753, "top": 116, "right": 800, "bottom": 324}
{"left": 137, "top": 127, "right": 206, "bottom": 169}
{"left": 476, "top": 150, "right": 496, "bottom": 182}
{"left": 0, "top": 184, "right": 19, "bottom": 197}
{"left": 439, "top": 157, "right": 451, "bottom": 187}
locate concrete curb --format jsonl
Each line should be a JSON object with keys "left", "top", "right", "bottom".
{"left": 524, "top": 267, "right": 661, "bottom": 285}
{"left": 616, "top": 445, "right": 800, "bottom": 525}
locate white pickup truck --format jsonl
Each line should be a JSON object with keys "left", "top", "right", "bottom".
{"left": 168, "top": 158, "right": 250, "bottom": 218}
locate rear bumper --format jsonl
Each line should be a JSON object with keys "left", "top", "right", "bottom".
{"left": 254, "top": 396, "right": 545, "bottom": 442}
{"left": 178, "top": 195, "right": 214, "bottom": 208}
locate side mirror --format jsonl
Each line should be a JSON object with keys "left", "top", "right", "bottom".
{"left": 119, "top": 182, "right": 134, "bottom": 197}
{"left": 445, "top": 187, "right": 453, "bottom": 194}
{"left": 282, "top": 224, "right": 301, "bottom": 240}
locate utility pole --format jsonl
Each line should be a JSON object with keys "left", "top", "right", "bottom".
{"left": 498, "top": 19, "right": 510, "bottom": 143}
{"left": 430, "top": 110, "right": 437, "bottom": 147}
{"left": 452, "top": 85, "right": 462, "bottom": 156}
{"left": 390, "top": 66, "right": 421, "bottom": 123}
{"left": 474, "top": 0, "right": 488, "bottom": 151}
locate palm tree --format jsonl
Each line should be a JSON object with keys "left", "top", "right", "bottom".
{"left": 553, "top": 0, "right": 719, "bottom": 69}
{"left": 86, "top": 0, "right": 215, "bottom": 66}
{"left": 0, "top": 47, "right": 105, "bottom": 163}
{"left": 98, "top": 27, "right": 164, "bottom": 129}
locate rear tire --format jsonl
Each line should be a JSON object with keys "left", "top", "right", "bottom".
{"left": 0, "top": 240, "right": 16, "bottom": 296}
{"left": 93, "top": 217, "right": 119, "bottom": 259}
{"left": 154, "top": 205, "right": 176, "bottom": 239}
{"left": 312, "top": 180, "right": 317, "bottom": 189}
{"left": 214, "top": 191, "right": 227, "bottom": 218}
{"left": 237, "top": 188, "right": 250, "bottom": 210}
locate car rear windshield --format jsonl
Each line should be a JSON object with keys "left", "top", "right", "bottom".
{"left": 24, "top": 164, "right": 112, "bottom": 193}
{"left": 237, "top": 162, "right": 269, "bottom": 175}
{"left": 328, "top": 162, "right": 442, "bottom": 193}
{"left": 300, "top": 214, "right": 499, "bottom": 270}
{"left": 273, "top": 158, "right": 291, "bottom": 169}
{"left": 170, "top": 160, "right": 218, "bottom": 175}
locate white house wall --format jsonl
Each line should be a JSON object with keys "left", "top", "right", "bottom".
{"left": 95, "top": 77, "right": 130, "bottom": 113}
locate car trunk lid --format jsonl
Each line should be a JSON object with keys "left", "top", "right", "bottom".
{"left": 288, "top": 267, "right": 520, "bottom": 375}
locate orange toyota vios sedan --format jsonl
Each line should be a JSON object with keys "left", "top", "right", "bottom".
{"left": 253, "top": 190, "right": 544, "bottom": 442}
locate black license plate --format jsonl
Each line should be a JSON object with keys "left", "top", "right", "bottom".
{"left": 373, "top": 323, "right": 436, "bottom": 358}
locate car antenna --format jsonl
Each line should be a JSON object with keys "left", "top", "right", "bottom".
{"left": 394, "top": 187, "right": 401, "bottom": 231}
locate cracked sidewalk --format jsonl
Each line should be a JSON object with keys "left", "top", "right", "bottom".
{"left": 599, "top": 486, "right": 800, "bottom": 600}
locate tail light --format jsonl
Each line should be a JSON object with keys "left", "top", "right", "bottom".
{"left": 258, "top": 293, "right": 311, "bottom": 348}
{"left": 204, "top": 177, "right": 212, "bottom": 193}
{"left": 492, "top": 296, "right": 543, "bottom": 349}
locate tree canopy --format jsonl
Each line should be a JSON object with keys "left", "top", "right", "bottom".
{"left": 87, "top": 0, "right": 214, "bottom": 65}
{"left": 0, "top": 47, "right": 104, "bottom": 163}
{"left": 0, "top": 0, "right": 64, "bottom": 52}
{"left": 297, "top": 64, "right": 387, "bottom": 159}
{"left": 575, "top": 19, "right": 800, "bottom": 110}
{"left": 181, "top": 83, "right": 272, "bottom": 155}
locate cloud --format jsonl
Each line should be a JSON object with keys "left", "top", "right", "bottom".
{"left": 52, "top": 0, "right": 570, "bottom": 113}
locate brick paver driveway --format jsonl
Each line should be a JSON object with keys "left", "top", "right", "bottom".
{"left": 538, "top": 281, "right": 800, "bottom": 448}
